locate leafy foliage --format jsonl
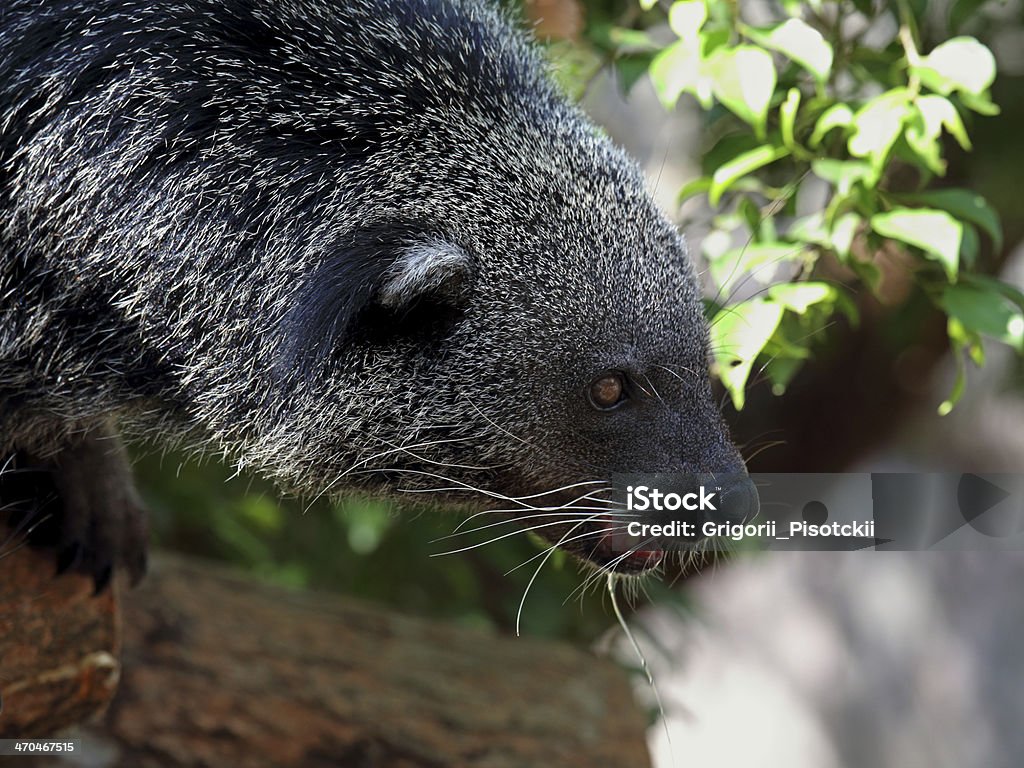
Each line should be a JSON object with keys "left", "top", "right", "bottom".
{"left": 586, "top": 0, "right": 1013, "bottom": 413}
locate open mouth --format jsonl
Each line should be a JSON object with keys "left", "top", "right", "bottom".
{"left": 573, "top": 517, "right": 664, "bottom": 573}
{"left": 519, "top": 471, "right": 759, "bottom": 574}
{"left": 518, "top": 493, "right": 664, "bottom": 574}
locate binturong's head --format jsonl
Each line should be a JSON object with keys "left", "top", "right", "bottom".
{"left": 239, "top": 0, "right": 748, "bottom": 574}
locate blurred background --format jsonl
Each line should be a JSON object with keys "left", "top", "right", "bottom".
{"left": 131, "top": 1, "right": 1024, "bottom": 766}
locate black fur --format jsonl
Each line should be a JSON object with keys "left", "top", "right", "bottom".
{"left": 1, "top": 0, "right": 744, "bottom": 586}
{"left": 281, "top": 222, "right": 474, "bottom": 376}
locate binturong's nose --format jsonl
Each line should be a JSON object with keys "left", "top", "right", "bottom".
{"left": 708, "top": 469, "right": 760, "bottom": 528}
{"left": 697, "top": 435, "right": 759, "bottom": 527}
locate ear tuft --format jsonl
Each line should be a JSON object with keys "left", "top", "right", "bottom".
{"left": 378, "top": 240, "right": 473, "bottom": 310}
{"left": 278, "top": 228, "right": 474, "bottom": 380}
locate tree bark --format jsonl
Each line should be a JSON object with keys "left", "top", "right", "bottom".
{"left": 0, "top": 537, "right": 121, "bottom": 739}
{"left": 0, "top": 539, "right": 650, "bottom": 767}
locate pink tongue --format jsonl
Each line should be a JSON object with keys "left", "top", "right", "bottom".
{"left": 591, "top": 518, "right": 663, "bottom": 570}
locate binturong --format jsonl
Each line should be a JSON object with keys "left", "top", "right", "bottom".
{"left": 0, "top": 0, "right": 748, "bottom": 592}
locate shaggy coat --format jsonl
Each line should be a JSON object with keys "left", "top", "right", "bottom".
{"left": 0, "top": 0, "right": 742, "bottom": 587}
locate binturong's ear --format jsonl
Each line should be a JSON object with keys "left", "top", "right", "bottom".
{"left": 377, "top": 239, "right": 473, "bottom": 311}
{"left": 279, "top": 226, "right": 474, "bottom": 378}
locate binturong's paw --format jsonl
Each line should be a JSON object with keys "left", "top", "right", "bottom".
{"left": 1, "top": 423, "right": 148, "bottom": 594}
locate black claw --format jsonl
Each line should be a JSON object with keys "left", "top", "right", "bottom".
{"left": 12, "top": 431, "right": 150, "bottom": 592}
{"left": 92, "top": 564, "right": 113, "bottom": 595}
{"left": 55, "top": 541, "right": 81, "bottom": 575}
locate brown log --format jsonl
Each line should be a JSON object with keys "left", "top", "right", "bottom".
{"left": 0, "top": 536, "right": 121, "bottom": 738}
{"left": 0, "top": 538, "right": 650, "bottom": 767}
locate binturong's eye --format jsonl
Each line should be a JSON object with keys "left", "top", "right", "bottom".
{"left": 588, "top": 372, "right": 627, "bottom": 410}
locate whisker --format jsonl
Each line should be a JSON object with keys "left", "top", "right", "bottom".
{"left": 743, "top": 440, "right": 787, "bottom": 464}
{"left": 571, "top": 537, "right": 660, "bottom": 600}
{"left": 458, "top": 391, "right": 611, "bottom": 471}
{"left": 653, "top": 363, "right": 702, "bottom": 384}
{"left": 608, "top": 573, "right": 675, "bottom": 765}
{"left": 515, "top": 514, "right": 604, "bottom": 636}
{"left": 504, "top": 525, "right": 630, "bottom": 576}
{"left": 431, "top": 517, "right": 606, "bottom": 558}
{"left": 432, "top": 510, "right": 633, "bottom": 543}
{"left": 302, "top": 434, "right": 481, "bottom": 512}
{"left": 353, "top": 467, "right": 608, "bottom": 513}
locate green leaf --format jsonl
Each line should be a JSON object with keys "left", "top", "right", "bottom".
{"left": 917, "top": 95, "right": 971, "bottom": 150}
{"left": 914, "top": 37, "right": 997, "bottom": 97}
{"left": 710, "top": 299, "right": 785, "bottom": 410}
{"left": 809, "top": 103, "right": 854, "bottom": 147}
{"left": 709, "top": 242, "right": 805, "bottom": 291}
{"left": 788, "top": 210, "right": 860, "bottom": 262}
{"left": 639, "top": 0, "right": 660, "bottom": 9}
{"left": 766, "top": 282, "right": 837, "bottom": 314}
{"left": 960, "top": 274, "right": 1024, "bottom": 315}
{"left": 939, "top": 318, "right": 970, "bottom": 415}
{"left": 649, "top": 40, "right": 703, "bottom": 109}
{"left": 709, "top": 144, "right": 790, "bottom": 205}
{"left": 904, "top": 95, "right": 973, "bottom": 173}
{"left": 788, "top": 213, "right": 829, "bottom": 247}
{"left": 830, "top": 213, "right": 861, "bottom": 260}
{"left": 703, "top": 132, "right": 761, "bottom": 176}
{"left": 960, "top": 223, "right": 979, "bottom": 268}
{"left": 700, "top": 27, "right": 731, "bottom": 57}
{"left": 904, "top": 110, "right": 945, "bottom": 175}
{"left": 871, "top": 207, "right": 963, "bottom": 280}
{"left": 893, "top": 189, "right": 1002, "bottom": 251}
{"left": 940, "top": 283, "right": 1024, "bottom": 351}
{"left": 737, "top": 196, "right": 763, "bottom": 236}
{"left": 705, "top": 46, "right": 777, "bottom": 136}
{"left": 668, "top": 1, "right": 708, "bottom": 40}
{"left": 780, "top": 88, "right": 800, "bottom": 150}
{"left": 811, "top": 158, "right": 876, "bottom": 195}
{"left": 959, "top": 90, "right": 1000, "bottom": 116}
{"left": 677, "top": 176, "right": 712, "bottom": 204}
{"left": 848, "top": 89, "right": 912, "bottom": 173}
{"left": 747, "top": 18, "right": 833, "bottom": 81}
{"left": 765, "top": 356, "right": 804, "bottom": 395}
{"left": 614, "top": 52, "right": 658, "bottom": 95}
{"left": 764, "top": 326, "right": 813, "bottom": 360}
{"left": 601, "top": 26, "right": 661, "bottom": 52}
